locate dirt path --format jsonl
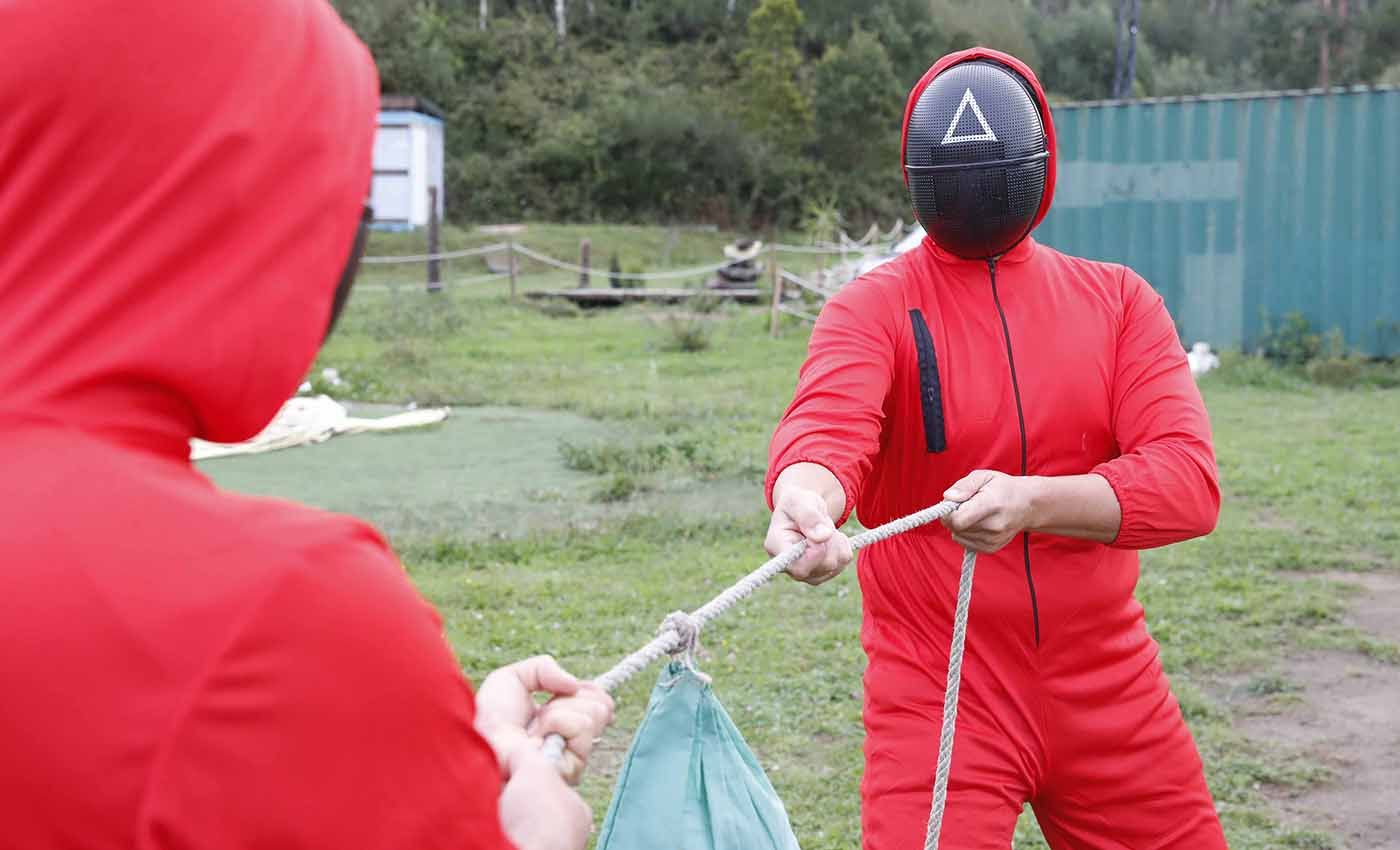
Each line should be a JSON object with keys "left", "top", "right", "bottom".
{"left": 1231, "top": 571, "right": 1400, "bottom": 849}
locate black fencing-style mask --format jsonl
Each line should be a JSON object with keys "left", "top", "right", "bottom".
{"left": 903, "top": 59, "right": 1049, "bottom": 260}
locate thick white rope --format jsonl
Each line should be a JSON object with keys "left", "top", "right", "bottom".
{"left": 541, "top": 499, "right": 974, "bottom": 850}
{"left": 925, "top": 547, "right": 975, "bottom": 850}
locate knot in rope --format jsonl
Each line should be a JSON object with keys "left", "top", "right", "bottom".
{"left": 660, "top": 610, "right": 706, "bottom": 677}
{"left": 660, "top": 610, "right": 702, "bottom": 652}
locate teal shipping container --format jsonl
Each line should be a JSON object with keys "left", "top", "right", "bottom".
{"left": 1035, "top": 86, "right": 1400, "bottom": 357}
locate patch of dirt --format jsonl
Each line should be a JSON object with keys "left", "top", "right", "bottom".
{"left": 1233, "top": 571, "right": 1400, "bottom": 850}
{"left": 1322, "top": 571, "right": 1400, "bottom": 644}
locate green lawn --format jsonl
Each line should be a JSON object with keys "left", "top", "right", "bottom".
{"left": 209, "top": 264, "right": 1398, "bottom": 849}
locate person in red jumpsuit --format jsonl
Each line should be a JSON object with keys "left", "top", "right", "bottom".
{"left": 765, "top": 48, "right": 1229, "bottom": 849}
{"left": 0, "top": 2, "right": 611, "bottom": 848}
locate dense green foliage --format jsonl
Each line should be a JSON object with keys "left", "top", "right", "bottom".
{"left": 334, "top": 0, "right": 1400, "bottom": 228}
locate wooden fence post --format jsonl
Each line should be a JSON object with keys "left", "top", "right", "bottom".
{"left": 507, "top": 241, "right": 518, "bottom": 299}
{"left": 426, "top": 186, "right": 442, "bottom": 293}
{"left": 768, "top": 244, "right": 783, "bottom": 338}
{"left": 579, "top": 238, "right": 591, "bottom": 288}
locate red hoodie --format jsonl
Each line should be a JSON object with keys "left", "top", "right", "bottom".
{"left": 0, "top": 3, "right": 512, "bottom": 848}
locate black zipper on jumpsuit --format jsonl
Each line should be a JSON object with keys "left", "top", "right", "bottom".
{"left": 987, "top": 257, "right": 1041, "bottom": 647}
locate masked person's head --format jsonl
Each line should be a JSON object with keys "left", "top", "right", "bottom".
{"left": 902, "top": 54, "right": 1051, "bottom": 260}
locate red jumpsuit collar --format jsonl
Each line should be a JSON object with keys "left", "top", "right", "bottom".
{"left": 924, "top": 234, "right": 1039, "bottom": 267}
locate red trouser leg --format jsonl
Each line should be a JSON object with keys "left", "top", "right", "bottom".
{"left": 860, "top": 620, "right": 1040, "bottom": 850}
{"left": 1032, "top": 649, "right": 1228, "bottom": 850}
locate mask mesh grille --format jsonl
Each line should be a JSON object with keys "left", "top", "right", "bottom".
{"left": 905, "top": 60, "right": 1047, "bottom": 259}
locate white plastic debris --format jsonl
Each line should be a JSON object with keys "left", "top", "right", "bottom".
{"left": 190, "top": 395, "right": 449, "bottom": 460}
{"left": 1187, "top": 341, "right": 1220, "bottom": 377}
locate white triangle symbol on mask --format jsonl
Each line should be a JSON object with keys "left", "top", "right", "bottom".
{"left": 940, "top": 88, "right": 998, "bottom": 145}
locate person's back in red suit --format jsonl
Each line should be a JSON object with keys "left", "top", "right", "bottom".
{"left": 765, "top": 49, "right": 1230, "bottom": 849}
{"left": 0, "top": 3, "right": 607, "bottom": 847}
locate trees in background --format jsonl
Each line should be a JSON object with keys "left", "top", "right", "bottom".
{"left": 332, "top": 0, "right": 1400, "bottom": 228}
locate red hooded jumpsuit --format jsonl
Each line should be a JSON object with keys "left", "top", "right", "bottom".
{"left": 766, "top": 49, "right": 1229, "bottom": 849}
{"left": 0, "top": 3, "right": 514, "bottom": 847}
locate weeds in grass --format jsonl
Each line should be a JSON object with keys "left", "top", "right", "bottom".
{"left": 560, "top": 437, "right": 725, "bottom": 478}
{"left": 1206, "top": 349, "right": 1400, "bottom": 391}
{"left": 659, "top": 311, "right": 713, "bottom": 352}
{"left": 533, "top": 298, "right": 585, "bottom": 319}
{"left": 1246, "top": 673, "right": 1300, "bottom": 696}
{"left": 383, "top": 338, "right": 430, "bottom": 370}
{"left": 594, "top": 473, "right": 647, "bottom": 502}
{"left": 1208, "top": 351, "right": 1310, "bottom": 390}
{"left": 1304, "top": 356, "right": 1364, "bottom": 387}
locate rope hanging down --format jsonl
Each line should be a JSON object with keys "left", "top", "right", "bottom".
{"left": 542, "top": 499, "right": 975, "bottom": 850}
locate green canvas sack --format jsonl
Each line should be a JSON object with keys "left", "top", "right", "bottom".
{"left": 596, "top": 663, "right": 802, "bottom": 850}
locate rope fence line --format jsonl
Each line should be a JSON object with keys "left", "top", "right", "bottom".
{"left": 777, "top": 305, "right": 821, "bottom": 324}
{"left": 769, "top": 268, "right": 834, "bottom": 329}
{"left": 772, "top": 219, "right": 908, "bottom": 255}
{"left": 357, "top": 224, "right": 911, "bottom": 303}
{"left": 360, "top": 224, "right": 910, "bottom": 268}
{"left": 512, "top": 244, "right": 731, "bottom": 281}
{"left": 355, "top": 271, "right": 508, "bottom": 292}
{"left": 772, "top": 242, "right": 877, "bottom": 255}
{"left": 360, "top": 242, "right": 509, "bottom": 264}
{"left": 779, "top": 269, "right": 837, "bottom": 298}
{"left": 540, "top": 499, "right": 974, "bottom": 849}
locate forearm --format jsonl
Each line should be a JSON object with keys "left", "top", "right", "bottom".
{"left": 1025, "top": 473, "right": 1121, "bottom": 543}
{"left": 772, "top": 462, "right": 846, "bottom": 525}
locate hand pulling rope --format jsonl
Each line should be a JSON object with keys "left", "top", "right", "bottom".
{"left": 539, "top": 499, "right": 975, "bottom": 850}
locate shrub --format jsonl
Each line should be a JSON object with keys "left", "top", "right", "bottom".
{"left": 560, "top": 436, "right": 725, "bottom": 478}
{"left": 594, "top": 473, "right": 646, "bottom": 503}
{"left": 1207, "top": 350, "right": 1307, "bottom": 391}
{"left": 1259, "top": 312, "right": 1322, "bottom": 365}
{"left": 661, "top": 311, "right": 713, "bottom": 352}
{"left": 1305, "top": 356, "right": 1363, "bottom": 388}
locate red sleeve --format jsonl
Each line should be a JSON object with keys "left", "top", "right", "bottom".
{"left": 1092, "top": 270, "right": 1220, "bottom": 550}
{"left": 139, "top": 524, "right": 514, "bottom": 850}
{"left": 765, "top": 277, "right": 897, "bottom": 526}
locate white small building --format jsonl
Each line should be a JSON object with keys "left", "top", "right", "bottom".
{"left": 371, "top": 95, "right": 444, "bottom": 230}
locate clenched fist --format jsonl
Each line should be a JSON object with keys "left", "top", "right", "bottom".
{"left": 941, "top": 469, "right": 1038, "bottom": 553}
{"left": 765, "top": 485, "right": 855, "bottom": 585}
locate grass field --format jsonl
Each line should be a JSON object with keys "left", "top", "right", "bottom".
{"left": 206, "top": 227, "right": 1399, "bottom": 849}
